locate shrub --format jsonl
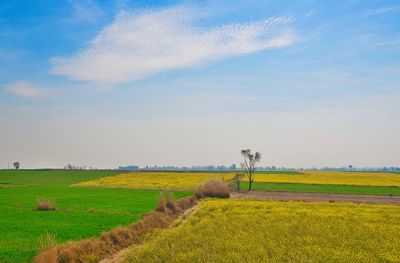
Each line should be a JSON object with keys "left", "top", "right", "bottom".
{"left": 156, "top": 192, "right": 178, "bottom": 213}
{"left": 232, "top": 173, "right": 245, "bottom": 191}
{"left": 165, "top": 192, "right": 177, "bottom": 213}
{"left": 176, "top": 196, "right": 197, "bottom": 210}
{"left": 34, "top": 232, "right": 57, "bottom": 263}
{"left": 156, "top": 194, "right": 167, "bottom": 212}
{"left": 196, "top": 179, "right": 230, "bottom": 199}
{"left": 37, "top": 199, "right": 56, "bottom": 211}
{"left": 57, "top": 238, "right": 108, "bottom": 263}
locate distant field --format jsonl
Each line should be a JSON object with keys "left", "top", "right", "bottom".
{"left": 243, "top": 182, "right": 400, "bottom": 195}
{"left": 126, "top": 199, "right": 400, "bottom": 262}
{"left": 76, "top": 171, "right": 400, "bottom": 195}
{"left": 75, "top": 172, "right": 231, "bottom": 191}
{"left": 0, "top": 170, "right": 190, "bottom": 263}
{"left": 255, "top": 170, "right": 303, "bottom": 175}
{"left": 249, "top": 170, "right": 400, "bottom": 187}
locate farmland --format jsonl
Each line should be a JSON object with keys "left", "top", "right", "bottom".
{"left": 2, "top": 169, "right": 400, "bottom": 262}
{"left": 75, "top": 172, "right": 230, "bottom": 191}
{"left": 126, "top": 199, "right": 400, "bottom": 262}
{"left": 242, "top": 182, "right": 400, "bottom": 195}
{"left": 76, "top": 170, "right": 400, "bottom": 195}
{"left": 0, "top": 170, "right": 190, "bottom": 262}
{"left": 249, "top": 170, "right": 400, "bottom": 187}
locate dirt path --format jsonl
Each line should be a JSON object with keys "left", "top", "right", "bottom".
{"left": 230, "top": 191, "right": 400, "bottom": 205}
{"left": 100, "top": 204, "right": 200, "bottom": 263}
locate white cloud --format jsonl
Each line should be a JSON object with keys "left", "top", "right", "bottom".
{"left": 51, "top": 5, "right": 296, "bottom": 85}
{"left": 5, "top": 81, "right": 45, "bottom": 98}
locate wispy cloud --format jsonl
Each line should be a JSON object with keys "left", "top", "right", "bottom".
{"left": 51, "top": 5, "right": 296, "bottom": 85}
{"left": 354, "top": 33, "right": 400, "bottom": 53}
{"left": 365, "top": 6, "right": 400, "bottom": 15}
{"left": 67, "top": 0, "right": 104, "bottom": 23}
{"left": 5, "top": 81, "right": 46, "bottom": 98}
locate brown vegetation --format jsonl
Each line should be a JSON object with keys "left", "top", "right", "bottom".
{"left": 37, "top": 199, "right": 56, "bottom": 211}
{"left": 33, "top": 195, "right": 198, "bottom": 263}
{"left": 196, "top": 179, "right": 230, "bottom": 199}
{"left": 35, "top": 232, "right": 57, "bottom": 263}
{"left": 155, "top": 193, "right": 167, "bottom": 212}
{"left": 165, "top": 192, "right": 177, "bottom": 213}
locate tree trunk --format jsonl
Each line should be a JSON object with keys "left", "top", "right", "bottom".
{"left": 248, "top": 176, "right": 252, "bottom": 191}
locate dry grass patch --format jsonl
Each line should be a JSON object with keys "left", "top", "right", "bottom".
{"left": 36, "top": 199, "right": 56, "bottom": 211}
{"left": 34, "top": 232, "right": 57, "bottom": 263}
{"left": 196, "top": 179, "right": 230, "bottom": 199}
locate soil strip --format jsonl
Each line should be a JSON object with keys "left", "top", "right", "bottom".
{"left": 230, "top": 191, "right": 400, "bottom": 205}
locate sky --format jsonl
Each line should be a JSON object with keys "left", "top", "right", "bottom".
{"left": 0, "top": 0, "right": 399, "bottom": 169}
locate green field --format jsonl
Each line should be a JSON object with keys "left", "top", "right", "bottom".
{"left": 2, "top": 170, "right": 400, "bottom": 262}
{"left": 0, "top": 170, "right": 190, "bottom": 262}
{"left": 243, "top": 182, "right": 400, "bottom": 195}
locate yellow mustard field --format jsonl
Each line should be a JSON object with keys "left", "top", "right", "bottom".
{"left": 74, "top": 172, "right": 232, "bottom": 190}
{"left": 126, "top": 199, "right": 400, "bottom": 263}
{"left": 248, "top": 170, "right": 400, "bottom": 187}
{"left": 75, "top": 171, "right": 400, "bottom": 190}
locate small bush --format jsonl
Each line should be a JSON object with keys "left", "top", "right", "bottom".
{"left": 34, "top": 232, "right": 57, "bottom": 263}
{"left": 37, "top": 199, "right": 56, "bottom": 211}
{"left": 232, "top": 173, "right": 245, "bottom": 191}
{"left": 156, "top": 194, "right": 167, "bottom": 212}
{"left": 156, "top": 192, "right": 178, "bottom": 213}
{"left": 34, "top": 249, "right": 57, "bottom": 263}
{"left": 176, "top": 196, "right": 197, "bottom": 210}
{"left": 57, "top": 238, "right": 108, "bottom": 263}
{"left": 196, "top": 179, "right": 230, "bottom": 199}
{"left": 165, "top": 192, "right": 177, "bottom": 213}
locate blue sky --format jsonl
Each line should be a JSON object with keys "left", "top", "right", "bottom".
{"left": 0, "top": 0, "right": 399, "bottom": 168}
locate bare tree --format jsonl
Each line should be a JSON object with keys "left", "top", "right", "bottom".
{"left": 13, "top": 161, "right": 20, "bottom": 170}
{"left": 233, "top": 173, "right": 245, "bottom": 191}
{"left": 240, "top": 149, "right": 261, "bottom": 191}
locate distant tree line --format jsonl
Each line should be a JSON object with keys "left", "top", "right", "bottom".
{"left": 64, "top": 164, "right": 95, "bottom": 170}
{"left": 117, "top": 164, "right": 400, "bottom": 172}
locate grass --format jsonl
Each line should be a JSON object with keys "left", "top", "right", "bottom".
{"left": 35, "top": 232, "right": 57, "bottom": 263}
{"left": 75, "top": 172, "right": 232, "bottom": 191}
{"left": 0, "top": 170, "right": 190, "bottom": 262}
{"left": 34, "top": 195, "right": 198, "bottom": 263}
{"left": 242, "top": 181, "right": 400, "bottom": 195}
{"left": 247, "top": 170, "right": 400, "bottom": 187}
{"left": 126, "top": 199, "right": 400, "bottom": 262}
